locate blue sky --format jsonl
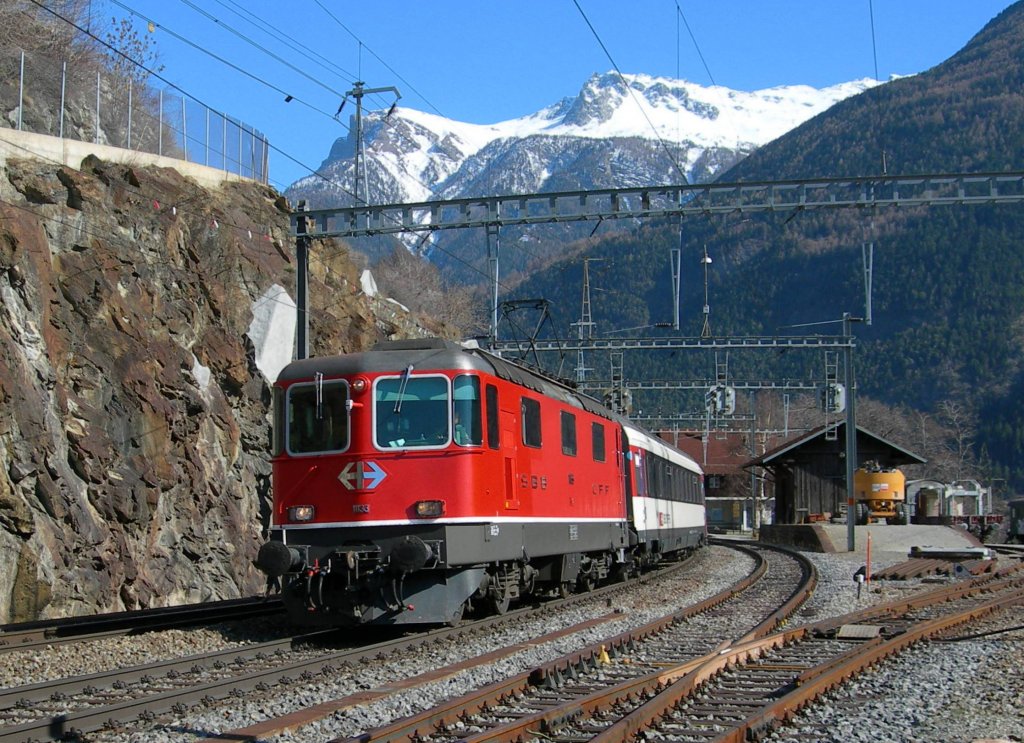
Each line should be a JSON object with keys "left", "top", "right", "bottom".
{"left": 92, "top": 0, "right": 1016, "bottom": 191}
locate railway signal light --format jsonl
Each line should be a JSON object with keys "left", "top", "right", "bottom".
{"left": 705, "top": 384, "right": 736, "bottom": 415}
{"left": 821, "top": 382, "right": 846, "bottom": 414}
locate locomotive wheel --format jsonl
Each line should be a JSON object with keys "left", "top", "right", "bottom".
{"left": 577, "top": 572, "right": 596, "bottom": 592}
{"left": 488, "top": 592, "right": 511, "bottom": 615}
{"left": 486, "top": 564, "right": 517, "bottom": 615}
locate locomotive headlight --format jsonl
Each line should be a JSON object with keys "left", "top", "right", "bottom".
{"left": 288, "top": 505, "right": 316, "bottom": 522}
{"left": 350, "top": 377, "right": 368, "bottom": 393}
{"left": 414, "top": 500, "right": 445, "bottom": 518}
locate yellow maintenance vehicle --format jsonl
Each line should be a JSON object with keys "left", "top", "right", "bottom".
{"left": 853, "top": 462, "right": 907, "bottom": 525}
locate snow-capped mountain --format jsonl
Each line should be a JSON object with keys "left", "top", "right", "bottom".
{"left": 287, "top": 71, "right": 878, "bottom": 210}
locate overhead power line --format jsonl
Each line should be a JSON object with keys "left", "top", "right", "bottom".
{"left": 24, "top": 0, "right": 374, "bottom": 206}
{"left": 571, "top": 0, "right": 690, "bottom": 185}
{"left": 210, "top": 0, "right": 360, "bottom": 86}
{"left": 103, "top": 0, "right": 343, "bottom": 125}
{"left": 168, "top": 0, "right": 350, "bottom": 99}
{"left": 675, "top": 2, "right": 716, "bottom": 86}
{"left": 310, "top": 0, "right": 446, "bottom": 118}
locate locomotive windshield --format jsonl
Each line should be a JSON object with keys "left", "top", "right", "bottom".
{"left": 375, "top": 375, "right": 450, "bottom": 448}
{"left": 287, "top": 378, "right": 350, "bottom": 454}
{"left": 372, "top": 374, "right": 483, "bottom": 449}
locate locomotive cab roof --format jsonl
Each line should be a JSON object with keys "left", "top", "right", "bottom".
{"left": 276, "top": 338, "right": 630, "bottom": 423}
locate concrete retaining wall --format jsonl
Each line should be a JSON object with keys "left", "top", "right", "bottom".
{"left": 0, "top": 127, "right": 254, "bottom": 190}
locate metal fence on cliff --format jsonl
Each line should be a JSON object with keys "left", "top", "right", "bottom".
{"left": 2, "top": 48, "right": 269, "bottom": 184}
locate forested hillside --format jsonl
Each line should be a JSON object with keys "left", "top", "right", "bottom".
{"left": 504, "top": 3, "right": 1024, "bottom": 488}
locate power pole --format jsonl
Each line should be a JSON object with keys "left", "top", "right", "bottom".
{"left": 295, "top": 200, "right": 310, "bottom": 360}
{"left": 487, "top": 225, "right": 500, "bottom": 344}
{"left": 843, "top": 312, "right": 860, "bottom": 552}
{"left": 574, "top": 258, "right": 602, "bottom": 383}
{"left": 671, "top": 248, "right": 681, "bottom": 330}
{"left": 700, "top": 245, "right": 713, "bottom": 338}
{"left": 344, "top": 81, "right": 401, "bottom": 208}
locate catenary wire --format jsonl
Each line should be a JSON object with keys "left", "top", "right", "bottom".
{"left": 209, "top": 0, "right": 360, "bottom": 86}
{"left": 310, "top": 0, "right": 446, "bottom": 118}
{"left": 572, "top": 0, "right": 690, "bottom": 185}
{"left": 675, "top": 1, "right": 716, "bottom": 86}
{"left": 110, "top": 0, "right": 545, "bottom": 275}
{"left": 26, "top": 0, "right": 377, "bottom": 210}
{"left": 171, "top": 0, "right": 351, "bottom": 100}
{"left": 23, "top": 0, "right": 550, "bottom": 291}
{"left": 103, "top": 0, "right": 345, "bottom": 125}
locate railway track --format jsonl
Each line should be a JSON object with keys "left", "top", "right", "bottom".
{"left": 332, "top": 541, "right": 814, "bottom": 743}
{"left": 989, "top": 542, "right": 1024, "bottom": 558}
{"left": 0, "top": 597, "right": 283, "bottom": 654}
{"left": 344, "top": 558, "right": 1024, "bottom": 743}
{"left": 8, "top": 545, "right": 1017, "bottom": 742}
{"left": 585, "top": 567, "right": 1024, "bottom": 742}
{"left": 0, "top": 551, "right": 698, "bottom": 742}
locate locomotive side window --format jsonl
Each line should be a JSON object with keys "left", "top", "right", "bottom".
{"left": 485, "top": 384, "right": 499, "bottom": 449}
{"left": 521, "top": 397, "right": 542, "bottom": 448}
{"left": 560, "top": 411, "right": 577, "bottom": 456}
{"left": 591, "top": 423, "right": 606, "bottom": 462}
{"left": 374, "top": 375, "right": 450, "bottom": 448}
{"left": 287, "top": 379, "right": 350, "bottom": 454}
{"left": 453, "top": 375, "right": 483, "bottom": 446}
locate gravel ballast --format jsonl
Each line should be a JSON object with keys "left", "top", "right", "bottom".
{"left": 6, "top": 541, "right": 1020, "bottom": 742}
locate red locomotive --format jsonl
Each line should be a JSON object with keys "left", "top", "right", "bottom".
{"left": 255, "top": 338, "right": 706, "bottom": 626}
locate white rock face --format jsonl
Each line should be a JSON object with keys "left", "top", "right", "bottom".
{"left": 246, "top": 284, "right": 296, "bottom": 385}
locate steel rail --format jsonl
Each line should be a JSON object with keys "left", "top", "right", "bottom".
{"left": 719, "top": 586, "right": 1024, "bottom": 742}
{"left": 199, "top": 612, "right": 626, "bottom": 743}
{"left": 208, "top": 556, "right": 706, "bottom": 742}
{"left": 329, "top": 542, "right": 813, "bottom": 743}
{"left": 450, "top": 544, "right": 814, "bottom": 743}
{"left": 589, "top": 572, "right": 1024, "bottom": 742}
{"left": 451, "top": 558, "right": 1019, "bottom": 743}
{"left": 0, "top": 556, "right": 693, "bottom": 743}
{"left": 0, "top": 597, "right": 283, "bottom": 654}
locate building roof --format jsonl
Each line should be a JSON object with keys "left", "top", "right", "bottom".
{"left": 748, "top": 422, "right": 927, "bottom": 467}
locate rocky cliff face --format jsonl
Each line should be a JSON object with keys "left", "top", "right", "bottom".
{"left": 0, "top": 154, "right": 436, "bottom": 622}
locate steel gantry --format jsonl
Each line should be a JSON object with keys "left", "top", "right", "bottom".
{"left": 292, "top": 171, "right": 1024, "bottom": 238}
{"left": 293, "top": 171, "right": 1024, "bottom": 345}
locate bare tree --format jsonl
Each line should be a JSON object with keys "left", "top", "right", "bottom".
{"left": 372, "top": 246, "right": 485, "bottom": 335}
{"left": 937, "top": 400, "right": 977, "bottom": 481}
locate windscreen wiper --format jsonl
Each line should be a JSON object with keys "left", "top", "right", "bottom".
{"left": 394, "top": 364, "right": 414, "bottom": 413}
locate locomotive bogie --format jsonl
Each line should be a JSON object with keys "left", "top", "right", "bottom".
{"left": 282, "top": 563, "right": 485, "bottom": 627}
